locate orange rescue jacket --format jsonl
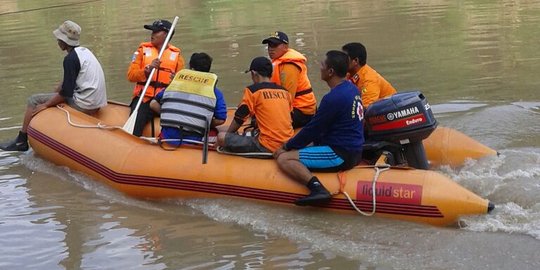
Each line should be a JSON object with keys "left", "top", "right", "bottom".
{"left": 127, "top": 42, "right": 185, "bottom": 102}
{"left": 271, "top": 49, "right": 316, "bottom": 115}
{"left": 235, "top": 82, "right": 293, "bottom": 152}
{"left": 349, "top": 64, "right": 396, "bottom": 108}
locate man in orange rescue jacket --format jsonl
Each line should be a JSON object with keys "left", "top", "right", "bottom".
{"left": 127, "top": 19, "right": 185, "bottom": 136}
{"left": 342, "top": 42, "right": 396, "bottom": 108}
{"left": 262, "top": 31, "right": 316, "bottom": 128}
{"left": 217, "top": 57, "right": 293, "bottom": 153}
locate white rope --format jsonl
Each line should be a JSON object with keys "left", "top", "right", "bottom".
{"left": 57, "top": 105, "right": 121, "bottom": 130}
{"left": 56, "top": 106, "right": 219, "bottom": 151}
{"left": 343, "top": 164, "right": 391, "bottom": 216}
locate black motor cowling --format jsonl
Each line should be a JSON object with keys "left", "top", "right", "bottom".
{"left": 363, "top": 91, "right": 437, "bottom": 169}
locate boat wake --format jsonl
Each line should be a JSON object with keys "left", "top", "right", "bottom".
{"left": 14, "top": 147, "right": 540, "bottom": 269}
{"left": 183, "top": 198, "right": 406, "bottom": 267}
{"left": 460, "top": 202, "right": 540, "bottom": 239}
{"left": 18, "top": 145, "right": 540, "bottom": 243}
{"left": 181, "top": 195, "right": 540, "bottom": 270}
{"left": 17, "top": 139, "right": 540, "bottom": 244}
{"left": 440, "top": 148, "right": 540, "bottom": 239}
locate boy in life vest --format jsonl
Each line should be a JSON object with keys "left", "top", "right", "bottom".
{"left": 150, "top": 53, "right": 227, "bottom": 145}
{"left": 127, "top": 19, "right": 185, "bottom": 137}
{"left": 262, "top": 31, "right": 317, "bottom": 128}
{"left": 217, "top": 57, "right": 293, "bottom": 153}
{"left": 342, "top": 42, "right": 396, "bottom": 108}
{"left": 274, "top": 51, "right": 364, "bottom": 206}
{"left": 1, "top": 20, "right": 107, "bottom": 152}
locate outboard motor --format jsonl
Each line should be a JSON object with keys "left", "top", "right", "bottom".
{"left": 363, "top": 91, "right": 437, "bottom": 169}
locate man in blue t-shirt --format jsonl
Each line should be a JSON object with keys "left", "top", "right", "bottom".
{"left": 274, "top": 50, "right": 365, "bottom": 206}
{"left": 150, "top": 52, "right": 227, "bottom": 144}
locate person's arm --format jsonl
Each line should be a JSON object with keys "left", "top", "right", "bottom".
{"left": 149, "top": 99, "right": 160, "bottom": 113}
{"left": 212, "top": 118, "right": 225, "bottom": 128}
{"left": 54, "top": 82, "right": 62, "bottom": 92}
{"left": 149, "top": 91, "right": 165, "bottom": 113}
{"left": 59, "top": 50, "right": 80, "bottom": 99}
{"left": 127, "top": 46, "right": 147, "bottom": 83}
{"left": 279, "top": 63, "right": 301, "bottom": 97}
{"left": 229, "top": 104, "right": 249, "bottom": 133}
{"left": 211, "top": 88, "right": 227, "bottom": 128}
{"left": 39, "top": 50, "right": 79, "bottom": 115}
{"left": 226, "top": 117, "right": 242, "bottom": 134}
{"left": 228, "top": 88, "right": 253, "bottom": 133}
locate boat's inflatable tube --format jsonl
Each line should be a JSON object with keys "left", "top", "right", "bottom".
{"left": 27, "top": 103, "right": 493, "bottom": 226}
{"left": 424, "top": 126, "right": 498, "bottom": 167}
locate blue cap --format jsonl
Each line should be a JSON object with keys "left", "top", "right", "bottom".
{"left": 262, "top": 31, "right": 289, "bottom": 45}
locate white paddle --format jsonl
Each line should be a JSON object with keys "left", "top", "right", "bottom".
{"left": 123, "top": 16, "right": 180, "bottom": 134}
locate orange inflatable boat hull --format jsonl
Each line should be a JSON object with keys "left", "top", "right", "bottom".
{"left": 27, "top": 103, "right": 492, "bottom": 226}
{"left": 423, "top": 126, "right": 497, "bottom": 167}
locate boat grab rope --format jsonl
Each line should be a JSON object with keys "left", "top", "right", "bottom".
{"left": 335, "top": 164, "right": 391, "bottom": 216}
{"left": 216, "top": 146, "right": 273, "bottom": 159}
{"left": 56, "top": 105, "right": 121, "bottom": 130}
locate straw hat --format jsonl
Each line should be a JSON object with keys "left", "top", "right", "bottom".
{"left": 53, "top": 20, "right": 81, "bottom": 46}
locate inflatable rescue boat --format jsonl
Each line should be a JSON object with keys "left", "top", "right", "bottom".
{"left": 27, "top": 91, "right": 496, "bottom": 226}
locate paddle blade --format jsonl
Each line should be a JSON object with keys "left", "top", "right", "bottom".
{"left": 122, "top": 111, "right": 137, "bottom": 134}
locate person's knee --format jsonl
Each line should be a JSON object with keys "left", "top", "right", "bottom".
{"left": 217, "top": 132, "right": 227, "bottom": 146}
{"left": 28, "top": 93, "right": 54, "bottom": 108}
{"left": 276, "top": 150, "right": 295, "bottom": 168}
{"left": 27, "top": 95, "right": 40, "bottom": 108}
{"left": 275, "top": 153, "right": 287, "bottom": 169}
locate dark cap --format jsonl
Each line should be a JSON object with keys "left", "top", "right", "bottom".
{"left": 245, "top": 56, "right": 273, "bottom": 76}
{"left": 144, "top": 20, "right": 172, "bottom": 32}
{"left": 262, "top": 31, "right": 289, "bottom": 45}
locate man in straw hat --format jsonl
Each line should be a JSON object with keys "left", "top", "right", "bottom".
{"left": 0, "top": 20, "right": 107, "bottom": 152}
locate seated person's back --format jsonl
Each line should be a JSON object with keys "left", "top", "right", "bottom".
{"left": 150, "top": 52, "right": 227, "bottom": 145}
{"left": 217, "top": 56, "right": 293, "bottom": 153}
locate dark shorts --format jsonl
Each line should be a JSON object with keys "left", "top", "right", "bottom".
{"left": 299, "top": 145, "right": 361, "bottom": 172}
{"left": 292, "top": 108, "right": 313, "bottom": 129}
{"left": 129, "top": 97, "right": 156, "bottom": 137}
{"left": 224, "top": 133, "right": 269, "bottom": 153}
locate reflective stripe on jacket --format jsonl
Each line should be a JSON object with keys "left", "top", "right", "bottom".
{"left": 127, "top": 42, "right": 184, "bottom": 102}
{"left": 160, "top": 69, "right": 217, "bottom": 135}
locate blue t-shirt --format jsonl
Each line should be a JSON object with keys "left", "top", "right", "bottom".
{"left": 155, "top": 87, "right": 227, "bottom": 142}
{"left": 285, "top": 80, "right": 364, "bottom": 153}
